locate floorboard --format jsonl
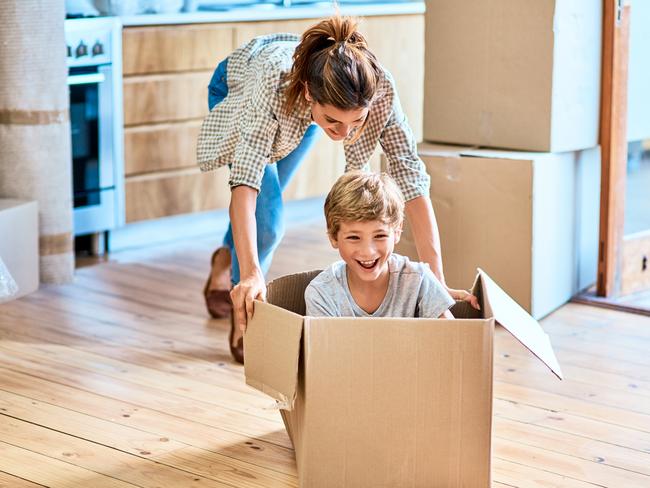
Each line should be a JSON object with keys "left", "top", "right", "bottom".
{"left": 1, "top": 211, "right": 649, "bottom": 487}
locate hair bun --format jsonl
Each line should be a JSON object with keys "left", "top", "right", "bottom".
{"left": 285, "top": 15, "right": 382, "bottom": 113}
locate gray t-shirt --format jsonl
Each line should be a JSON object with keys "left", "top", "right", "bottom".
{"left": 304, "top": 254, "right": 455, "bottom": 318}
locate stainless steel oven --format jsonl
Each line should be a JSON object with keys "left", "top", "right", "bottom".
{"left": 65, "top": 17, "right": 124, "bottom": 252}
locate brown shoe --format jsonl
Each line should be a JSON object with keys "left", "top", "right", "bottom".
{"left": 203, "top": 247, "right": 232, "bottom": 319}
{"left": 229, "top": 313, "right": 244, "bottom": 364}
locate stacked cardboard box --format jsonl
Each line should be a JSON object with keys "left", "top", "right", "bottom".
{"left": 392, "top": 143, "right": 600, "bottom": 319}
{"left": 423, "top": 0, "right": 649, "bottom": 144}
{"left": 423, "top": 0, "right": 602, "bottom": 151}
{"left": 414, "top": 0, "right": 605, "bottom": 317}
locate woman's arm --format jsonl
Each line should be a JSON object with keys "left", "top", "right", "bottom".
{"left": 226, "top": 67, "right": 282, "bottom": 331}
{"left": 404, "top": 196, "right": 445, "bottom": 283}
{"left": 230, "top": 185, "right": 266, "bottom": 331}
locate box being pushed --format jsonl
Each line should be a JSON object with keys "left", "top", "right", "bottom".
{"left": 245, "top": 269, "right": 563, "bottom": 487}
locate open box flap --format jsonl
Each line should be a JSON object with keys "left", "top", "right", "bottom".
{"left": 244, "top": 300, "right": 304, "bottom": 409}
{"left": 478, "top": 268, "right": 563, "bottom": 380}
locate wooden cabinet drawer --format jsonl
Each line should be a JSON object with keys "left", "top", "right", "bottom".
{"left": 123, "top": 71, "right": 211, "bottom": 126}
{"left": 125, "top": 168, "right": 230, "bottom": 222}
{"left": 125, "top": 120, "right": 202, "bottom": 175}
{"left": 123, "top": 135, "right": 364, "bottom": 223}
{"left": 123, "top": 25, "right": 235, "bottom": 75}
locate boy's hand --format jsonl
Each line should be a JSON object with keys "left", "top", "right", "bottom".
{"left": 447, "top": 287, "right": 480, "bottom": 310}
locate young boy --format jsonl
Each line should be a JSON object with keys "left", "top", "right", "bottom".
{"left": 305, "top": 171, "right": 455, "bottom": 319}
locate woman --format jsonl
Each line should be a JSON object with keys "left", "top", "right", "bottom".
{"left": 198, "top": 16, "right": 477, "bottom": 364}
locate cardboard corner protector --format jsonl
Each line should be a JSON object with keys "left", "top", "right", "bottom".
{"left": 477, "top": 268, "right": 564, "bottom": 380}
{"left": 244, "top": 300, "right": 304, "bottom": 409}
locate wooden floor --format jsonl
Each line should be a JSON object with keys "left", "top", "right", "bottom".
{"left": 1, "top": 215, "right": 650, "bottom": 487}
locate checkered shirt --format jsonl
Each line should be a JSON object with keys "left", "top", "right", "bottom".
{"left": 196, "top": 33, "right": 430, "bottom": 201}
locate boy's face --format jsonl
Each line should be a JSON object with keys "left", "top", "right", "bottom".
{"left": 330, "top": 219, "right": 402, "bottom": 284}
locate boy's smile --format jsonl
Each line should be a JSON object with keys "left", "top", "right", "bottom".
{"left": 358, "top": 258, "right": 379, "bottom": 270}
{"left": 330, "top": 220, "right": 402, "bottom": 286}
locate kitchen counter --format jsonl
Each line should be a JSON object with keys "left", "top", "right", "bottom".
{"left": 120, "top": 1, "right": 424, "bottom": 26}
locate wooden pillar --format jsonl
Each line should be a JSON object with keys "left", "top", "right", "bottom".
{"left": 0, "top": 0, "right": 74, "bottom": 284}
{"left": 597, "top": 0, "right": 631, "bottom": 297}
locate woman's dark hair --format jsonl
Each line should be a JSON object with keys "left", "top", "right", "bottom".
{"left": 285, "top": 16, "right": 382, "bottom": 113}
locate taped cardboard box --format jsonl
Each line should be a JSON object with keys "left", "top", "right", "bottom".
{"left": 0, "top": 199, "right": 39, "bottom": 301}
{"left": 245, "top": 269, "right": 562, "bottom": 488}
{"left": 423, "top": 0, "right": 602, "bottom": 152}
{"left": 388, "top": 143, "right": 601, "bottom": 319}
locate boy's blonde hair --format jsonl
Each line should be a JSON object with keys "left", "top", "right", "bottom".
{"left": 324, "top": 170, "right": 404, "bottom": 239}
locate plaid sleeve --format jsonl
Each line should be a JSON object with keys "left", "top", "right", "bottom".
{"left": 379, "top": 87, "right": 430, "bottom": 201}
{"left": 229, "top": 69, "right": 280, "bottom": 190}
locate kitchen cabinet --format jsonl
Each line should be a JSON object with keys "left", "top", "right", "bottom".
{"left": 122, "top": 24, "right": 235, "bottom": 74}
{"left": 122, "top": 14, "right": 423, "bottom": 223}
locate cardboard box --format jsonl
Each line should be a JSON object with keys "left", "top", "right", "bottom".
{"left": 0, "top": 199, "right": 39, "bottom": 301}
{"left": 391, "top": 143, "right": 601, "bottom": 319}
{"left": 423, "top": 0, "right": 602, "bottom": 152}
{"left": 245, "top": 269, "right": 562, "bottom": 488}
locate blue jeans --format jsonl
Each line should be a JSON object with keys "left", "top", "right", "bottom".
{"left": 208, "top": 58, "right": 322, "bottom": 284}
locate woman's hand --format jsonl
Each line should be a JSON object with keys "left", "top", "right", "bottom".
{"left": 230, "top": 268, "right": 267, "bottom": 332}
{"left": 447, "top": 287, "right": 481, "bottom": 310}
{"left": 229, "top": 185, "right": 266, "bottom": 332}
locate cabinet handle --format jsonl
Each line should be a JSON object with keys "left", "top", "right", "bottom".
{"left": 67, "top": 73, "right": 106, "bottom": 86}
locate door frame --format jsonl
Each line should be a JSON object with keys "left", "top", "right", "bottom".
{"left": 576, "top": 0, "right": 650, "bottom": 316}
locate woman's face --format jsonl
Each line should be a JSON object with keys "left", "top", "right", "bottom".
{"left": 309, "top": 100, "right": 369, "bottom": 141}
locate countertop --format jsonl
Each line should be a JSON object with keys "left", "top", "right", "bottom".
{"left": 119, "top": 2, "right": 424, "bottom": 26}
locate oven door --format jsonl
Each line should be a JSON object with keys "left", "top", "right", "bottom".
{"left": 68, "top": 64, "right": 117, "bottom": 236}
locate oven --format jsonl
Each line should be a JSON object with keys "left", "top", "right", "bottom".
{"left": 65, "top": 17, "right": 124, "bottom": 252}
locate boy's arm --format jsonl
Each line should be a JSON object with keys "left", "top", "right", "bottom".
{"left": 418, "top": 266, "right": 456, "bottom": 319}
